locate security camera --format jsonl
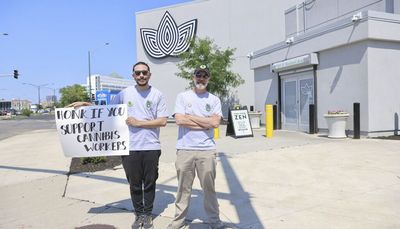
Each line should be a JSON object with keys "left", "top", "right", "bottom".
{"left": 285, "top": 37, "right": 294, "bottom": 44}
{"left": 351, "top": 12, "right": 362, "bottom": 22}
{"left": 246, "top": 52, "right": 254, "bottom": 58}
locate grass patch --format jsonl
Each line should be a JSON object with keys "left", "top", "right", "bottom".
{"left": 81, "top": 156, "right": 107, "bottom": 165}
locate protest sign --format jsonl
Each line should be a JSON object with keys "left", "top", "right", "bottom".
{"left": 55, "top": 104, "right": 129, "bottom": 157}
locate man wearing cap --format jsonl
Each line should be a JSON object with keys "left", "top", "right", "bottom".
{"left": 168, "top": 65, "right": 225, "bottom": 229}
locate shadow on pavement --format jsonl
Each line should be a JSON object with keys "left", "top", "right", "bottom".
{"left": 218, "top": 152, "right": 262, "bottom": 228}
{"left": 1, "top": 154, "right": 261, "bottom": 227}
{"left": 0, "top": 165, "right": 68, "bottom": 175}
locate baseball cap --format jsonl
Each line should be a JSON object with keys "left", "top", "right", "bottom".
{"left": 194, "top": 65, "right": 210, "bottom": 76}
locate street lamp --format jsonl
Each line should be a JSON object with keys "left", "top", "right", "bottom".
{"left": 88, "top": 51, "right": 92, "bottom": 102}
{"left": 22, "top": 82, "right": 48, "bottom": 110}
{"left": 88, "top": 42, "right": 110, "bottom": 102}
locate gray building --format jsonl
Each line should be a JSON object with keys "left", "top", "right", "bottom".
{"left": 136, "top": 0, "right": 300, "bottom": 116}
{"left": 251, "top": 0, "right": 400, "bottom": 136}
{"left": 136, "top": 0, "right": 400, "bottom": 136}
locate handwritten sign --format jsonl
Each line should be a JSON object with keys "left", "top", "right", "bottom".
{"left": 230, "top": 109, "right": 253, "bottom": 138}
{"left": 55, "top": 104, "right": 129, "bottom": 157}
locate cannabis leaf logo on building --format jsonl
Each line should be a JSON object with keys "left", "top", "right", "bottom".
{"left": 140, "top": 11, "right": 197, "bottom": 59}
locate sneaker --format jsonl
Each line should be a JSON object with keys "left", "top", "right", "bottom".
{"left": 132, "top": 215, "right": 145, "bottom": 229}
{"left": 142, "top": 215, "right": 154, "bottom": 229}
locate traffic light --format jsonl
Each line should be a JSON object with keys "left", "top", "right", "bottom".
{"left": 13, "top": 70, "right": 19, "bottom": 79}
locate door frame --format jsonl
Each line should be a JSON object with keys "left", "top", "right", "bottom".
{"left": 280, "top": 70, "right": 315, "bottom": 132}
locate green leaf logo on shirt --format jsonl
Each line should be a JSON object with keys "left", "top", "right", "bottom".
{"left": 146, "top": 100, "right": 152, "bottom": 109}
{"left": 206, "top": 103, "right": 211, "bottom": 112}
{"left": 128, "top": 101, "right": 133, "bottom": 107}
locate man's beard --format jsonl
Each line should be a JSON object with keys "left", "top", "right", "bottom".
{"left": 194, "top": 81, "right": 208, "bottom": 90}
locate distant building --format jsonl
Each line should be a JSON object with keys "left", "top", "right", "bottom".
{"left": 42, "top": 95, "right": 57, "bottom": 108}
{"left": 45, "top": 95, "right": 57, "bottom": 103}
{"left": 0, "top": 100, "right": 11, "bottom": 111}
{"left": 86, "top": 74, "right": 133, "bottom": 102}
{"left": 11, "top": 99, "right": 31, "bottom": 110}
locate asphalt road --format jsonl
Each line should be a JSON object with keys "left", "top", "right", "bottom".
{"left": 0, "top": 114, "right": 56, "bottom": 140}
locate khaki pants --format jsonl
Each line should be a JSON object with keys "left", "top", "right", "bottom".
{"left": 170, "top": 149, "right": 221, "bottom": 228}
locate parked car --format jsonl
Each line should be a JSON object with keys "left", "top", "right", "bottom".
{"left": 7, "top": 109, "right": 17, "bottom": 115}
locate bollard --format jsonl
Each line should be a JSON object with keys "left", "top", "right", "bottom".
{"left": 214, "top": 127, "right": 219, "bottom": 139}
{"left": 265, "top": 104, "right": 273, "bottom": 138}
{"left": 309, "top": 104, "right": 315, "bottom": 134}
{"left": 353, "top": 103, "right": 360, "bottom": 139}
{"left": 273, "top": 105, "right": 278, "bottom": 130}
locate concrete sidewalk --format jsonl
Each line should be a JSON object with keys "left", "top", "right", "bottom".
{"left": 1, "top": 125, "right": 400, "bottom": 228}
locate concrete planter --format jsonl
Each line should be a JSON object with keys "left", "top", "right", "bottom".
{"left": 324, "top": 113, "right": 349, "bottom": 138}
{"left": 249, "top": 112, "right": 262, "bottom": 129}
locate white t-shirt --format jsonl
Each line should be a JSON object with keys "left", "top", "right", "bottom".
{"left": 111, "top": 85, "right": 168, "bottom": 151}
{"left": 174, "top": 90, "right": 222, "bottom": 150}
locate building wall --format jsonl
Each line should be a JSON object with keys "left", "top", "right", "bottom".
{"left": 11, "top": 99, "right": 31, "bottom": 111}
{"left": 251, "top": 10, "right": 400, "bottom": 136}
{"left": 316, "top": 42, "right": 369, "bottom": 133}
{"left": 254, "top": 65, "right": 278, "bottom": 122}
{"left": 396, "top": 0, "right": 400, "bottom": 13}
{"left": 136, "top": 0, "right": 300, "bottom": 116}
{"left": 285, "top": 0, "right": 396, "bottom": 37}
{"left": 0, "top": 101, "right": 11, "bottom": 111}
{"left": 368, "top": 40, "right": 400, "bottom": 135}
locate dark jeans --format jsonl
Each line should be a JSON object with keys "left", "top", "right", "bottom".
{"left": 122, "top": 150, "right": 161, "bottom": 216}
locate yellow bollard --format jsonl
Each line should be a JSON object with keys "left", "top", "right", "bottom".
{"left": 265, "top": 104, "right": 273, "bottom": 138}
{"left": 214, "top": 127, "right": 219, "bottom": 139}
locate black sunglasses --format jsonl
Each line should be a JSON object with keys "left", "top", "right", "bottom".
{"left": 195, "top": 72, "right": 209, "bottom": 79}
{"left": 134, "top": 70, "right": 149, "bottom": 76}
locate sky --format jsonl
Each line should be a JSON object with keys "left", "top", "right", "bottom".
{"left": 0, "top": 0, "right": 191, "bottom": 103}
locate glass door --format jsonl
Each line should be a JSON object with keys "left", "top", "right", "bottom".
{"left": 282, "top": 79, "right": 298, "bottom": 130}
{"left": 281, "top": 71, "right": 314, "bottom": 132}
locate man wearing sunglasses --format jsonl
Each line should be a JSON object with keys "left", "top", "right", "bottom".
{"left": 111, "top": 61, "right": 168, "bottom": 229}
{"left": 168, "top": 65, "right": 226, "bottom": 229}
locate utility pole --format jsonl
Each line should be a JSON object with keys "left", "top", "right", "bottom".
{"left": 88, "top": 51, "right": 92, "bottom": 102}
{"left": 87, "top": 42, "right": 109, "bottom": 102}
